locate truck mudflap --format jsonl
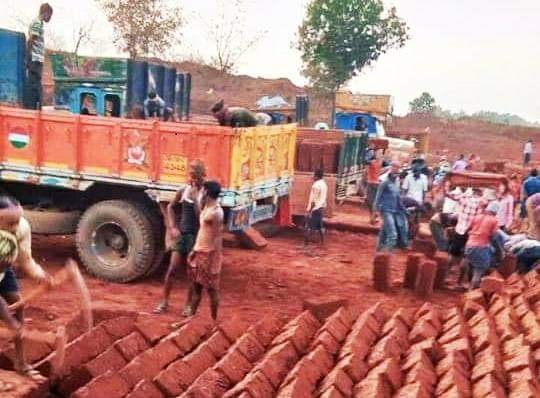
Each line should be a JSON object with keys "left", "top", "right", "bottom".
{"left": 227, "top": 202, "right": 278, "bottom": 232}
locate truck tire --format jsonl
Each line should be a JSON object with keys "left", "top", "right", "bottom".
{"left": 134, "top": 201, "right": 166, "bottom": 277}
{"left": 24, "top": 209, "right": 81, "bottom": 235}
{"left": 76, "top": 200, "right": 156, "bottom": 282}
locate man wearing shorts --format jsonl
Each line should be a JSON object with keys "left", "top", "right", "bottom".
{"left": 305, "top": 168, "right": 328, "bottom": 246}
{"left": 0, "top": 195, "right": 52, "bottom": 376}
{"left": 154, "top": 161, "right": 205, "bottom": 315}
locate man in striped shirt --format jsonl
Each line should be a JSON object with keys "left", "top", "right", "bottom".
{"left": 446, "top": 188, "right": 486, "bottom": 277}
{"left": 24, "top": 3, "right": 53, "bottom": 110}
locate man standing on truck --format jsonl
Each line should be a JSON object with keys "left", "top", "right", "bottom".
{"left": 0, "top": 195, "right": 53, "bottom": 377}
{"left": 211, "top": 100, "right": 258, "bottom": 127}
{"left": 305, "top": 169, "right": 328, "bottom": 246}
{"left": 24, "top": 3, "right": 53, "bottom": 110}
{"left": 154, "top": 160, "right": 205, "bottom": 315}
{"left": 184, "top": 180, "right": 224, "bottom": 321}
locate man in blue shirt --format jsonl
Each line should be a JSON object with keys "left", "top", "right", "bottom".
{"left": 523, "top": 169, "right": 540, "bottom": 198}
{"left": 373, "top": 161, "right": 409, "bottom": 251}
{"left": 522, "top": 169, "right": 540, "bottom": 232}
{"left": 521, "top": 169, "right": 540, "bottom": 217}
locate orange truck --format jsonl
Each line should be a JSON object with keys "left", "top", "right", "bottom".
{"left": 0, "top": 106, "right": 296, "bottom": 281}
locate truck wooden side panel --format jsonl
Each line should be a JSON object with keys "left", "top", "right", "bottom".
{"left": 230, "top": 125, "right": 296, "bottom": 190}
{"left": 0, "top": 107, "right": 296, "bottom": 207}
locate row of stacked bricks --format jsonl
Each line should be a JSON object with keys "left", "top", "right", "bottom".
{"left": 177, "top": 269, "right": 539, "bottom": 397}
{"left": 431, "top": 268, "right": 540, "bottom": 398}
{"left": 72, "top": 311, "right": 292, "bottom": 398}
{"left": 295, "top": 140, "right": 340, "bottom": 174}
{"left": 33, "top": 312, "right": 218, "bottom": 397}
{"left": 18, "top": 268, "right": 540, "bottom": 398}
{"left": 0, "top": 311, "right": 89, "bottom": 372}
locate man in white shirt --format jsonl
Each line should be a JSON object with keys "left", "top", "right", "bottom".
{"left": 524, "top": 139, "right": 533, "bottom": 166}
{"left": 305, "top": 169, "right": 328, "bottom": 246}
{"left": 452, "top": 154, "right": 468, "bottom": 172}
{"left": 402, "top": 170, "right": 428, "bottom": 204}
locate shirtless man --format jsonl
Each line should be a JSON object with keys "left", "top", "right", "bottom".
{"left": 184, "top": 180, "right": 224, "bottom": 320}
{"left": 154, "top": 161, "right": 205, "bottom": 315}
{"left": 0, "top": 195, "right": 52, "bottom": 377}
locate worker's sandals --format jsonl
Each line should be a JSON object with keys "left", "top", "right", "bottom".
{"left": 153, "top": 302, "right": 169, "bottom": 314}
{"left": 16, "top": 364, "right": 43, "bottom": 380}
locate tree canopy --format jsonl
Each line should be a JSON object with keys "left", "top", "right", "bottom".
{"left": 297, "top": 0, "right": 409, "bottom": 94}
{"left": 409, "top": 92, "right": 437, "bottom": 114}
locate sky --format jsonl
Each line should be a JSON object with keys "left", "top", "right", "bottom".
{"left": 2, "top": 0, "right": 540, "bottom": 122}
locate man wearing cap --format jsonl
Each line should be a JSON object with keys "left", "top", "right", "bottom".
{"left": 462, "top": 201, "right": 501, "bottom": 289}
{"left": 211, "top": 100, "right": 258, "bottom": 128}
{"left": 373, "top": 161, "right": 409, "bottom": 251}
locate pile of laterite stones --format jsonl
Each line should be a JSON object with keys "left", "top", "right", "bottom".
{"left": 1, "top": 268, "right": 540, "bottom": 397}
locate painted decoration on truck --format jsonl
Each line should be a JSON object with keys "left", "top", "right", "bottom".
{"left": 50, "top": 53, "right": 128, "bottom": 81}
{"left": 162, "top": 154, "right": 188, "bottom": 178}
{"left": 126, "top": 130, "right": 147, "bottom": 167}
{"left": 230, "top": 125, "right": 296, "bottom": 190}
{"left": 8, "top": 131, "right": 29, "bottom": 149}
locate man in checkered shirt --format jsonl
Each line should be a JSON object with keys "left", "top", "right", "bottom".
{"left": 446, "top": 188, "right": 487, "bottom": 280}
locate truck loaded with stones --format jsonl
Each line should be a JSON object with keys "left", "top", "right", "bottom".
{"left": 0, "top": 28, "right": 296, "bottom": 282}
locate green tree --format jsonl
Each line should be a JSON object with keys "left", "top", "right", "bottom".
{"left": 409, "top": 92, "right": 436, "bottom": 114}
{"left": 97, "top": 0, "right": 183, "bottom": 59}
{"left": 297, "top": 0, "right": 409, "bottom": 120}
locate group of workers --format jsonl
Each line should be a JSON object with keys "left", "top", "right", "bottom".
{"left": 0, "top": 164, "right": 226, "bottom": 378}
{"left": 153, "top": 161, "right": 225, "bottom": 322}
{"left": 361, "top": 141, "right": 540, "bottom": 290}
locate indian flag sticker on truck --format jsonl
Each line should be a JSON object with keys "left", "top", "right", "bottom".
{"left": 8, "top": 132, "right": 30, "bottom": 149}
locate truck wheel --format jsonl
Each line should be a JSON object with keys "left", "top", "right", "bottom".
{"left": 24, "top": 209, "right": 81, "bottom": 235}
{"left": 135, "top": 201, "right": 166, "bottom": 277}
{"left": 76, "top": 200, "right": 156, "bottom": 282}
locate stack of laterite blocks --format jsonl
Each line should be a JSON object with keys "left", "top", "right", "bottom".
{"left": 373, "top": 238, "right": 449, "bottom": 297}
{"left": 5, "top": 270, "right": 540, "bottom": 397}
{"left": 408, "top": 239, "right": 449, "bottom": 298}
